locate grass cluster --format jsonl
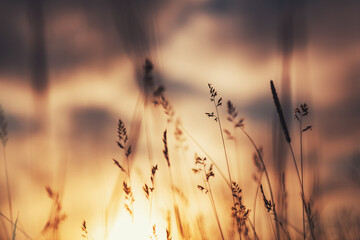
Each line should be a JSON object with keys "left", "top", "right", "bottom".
{"left": 0, "top": 59, "right": 358, "bottom": 240}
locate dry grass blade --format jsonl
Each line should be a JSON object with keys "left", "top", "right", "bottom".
{"left": 122, "top": 181, "right": 134, "bottom": 219}
{"left": 113, "top": 159, "right": 127, "bottom": 174}
{"left": 156, "top": 96, "right": 175, "bottom": 123}
{"left": 226, "top": 99, "right": 283, "bottom": 239}
{"left": 232, "top": 182, "right": 250, "bottom": 238}
{"left": 166, "top": 228, "right": 172, "bottom": 240}
{"left": 193, "top": 154, "right": 225, "bottom": 240}
{"left": 150, "top": 224, "right": 158, "bottom": 240}
{"left": 0, "top": 212, "right": 32, "bottom": 240}
{"left": 114, "top": 119, "right": 132, "bottom": 182}
{"left": 163, "top": 130, "right": 170, "bottom": 167}
{"left": 260, "top": 184, "right": 273, "bottom": 213}
{"left": 270, "top": 81, "right": 317, "bottom": 240}
{"left": 0, "top": 105, "right": 12, "bottom": 223}
{"left": 11, "top": 216, "right": 18, "bottom": 240}
{"left": 42, "top": 186, "right": 67, "bottom": 240}
{"left": 143, "top": 164, "right": 157, "bottom": 201}
{"left": 81, "top": 220, "right": 88, "bottom": 240}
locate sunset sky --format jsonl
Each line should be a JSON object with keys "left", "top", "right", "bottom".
{"left": 0, "top": 0, "right": 359, "bottom": 239}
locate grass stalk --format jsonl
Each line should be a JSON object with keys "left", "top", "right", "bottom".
{"left": 300, "top": 115, "right": 305, "bottom": 240}
{"left": 0, "top": 106, "right": 13, "bottom": 223}
{"left": 240, "top": 128, "right": 281, "bottom": 240}
{"left": 11, "top": 215, "right": 18, "bottom": 240}
{"left": 203, "top": 164, "right": 225, "bottom": 240}
{"left": 2, "top": 146, "right": 13, "bottom": 223}
{"left": 163, "top": 130, "right": 186, "bottom": 238}
{"left": 180, "top": 126, "right": 231, "bottom": 189}
{"left": 252, "top": 171, "right": 264, "bottom": 234}
{"left": 207, "top": 84, "right": 241, "bottom": 238}
{"left": 0, "top": 212, "right": 32, "bottom": 240}
{"left": 271, "top": 80, "right": 316, "bottom": 240}
{"left": 247, "top": 218, "right": 260, "bottom": 240}
{"left": 194, "top": 155, "right": 225, "bottom": 240}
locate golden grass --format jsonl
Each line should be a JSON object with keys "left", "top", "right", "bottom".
{"left": 1, "top": 59, "right": 359, "bottom": 240}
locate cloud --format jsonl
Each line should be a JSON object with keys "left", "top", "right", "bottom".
{"left": 318, "top": 64, "right": 360, "bottom": 140}
{"left": 0, "top": 1, "right": 29, "bottom": 74}
{"left": 70, "top": 106, "right": 114, "bottom": 141}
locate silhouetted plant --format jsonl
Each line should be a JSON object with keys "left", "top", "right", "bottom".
{"left": 143, "top": 59, "right": 155, "bottom": 96}
{"left": 143, "top": 164, "right": 158, "bottom": 222}
{"left": 206, "top": 84, "right": 241, "bottom": 237}
{"left": 11, "top": 216, "right": 18, "bottom": 240}
{"left": 166, "top": 228, "right": 172, "bottom": 240}
{"left": 150, "top": 224, "right": 158, "bottom": 240}
{"left": 42, "top": 186, "right": 66, "bottom": 240}
{"left": 81, "top": 220, "right": 88, "bottom": 240}
{"left": 163, "top": 130, "right": 170, "bottom": 167}
{"left": 232, "top": 182, "right": 250, "bottom": 238}
{"left": 270, "top": 81, "right": 291, "bottom": 143}
{"left": 271, "top": 80, "right": 317, "bottom": 240}
{"left": 193, "top": 154, "right": 224, "bottom": 240}
{"left": 113, "top": 119, "right": 134, "bottom": 219}
{"left": 226, "top": 100, "right": 284, "bottom": 240}
{"left": 295, "top": 103, "right": 312, "bottom": 239}
{"left": 162, "top": 129, "right": 187, "bottom": 238}
{"left": 0, "top": 105, "right": 12, "bottom": 224}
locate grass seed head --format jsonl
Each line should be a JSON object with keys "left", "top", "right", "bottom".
{"left": 270, "top": 80, "right": 291, "bottom": 143}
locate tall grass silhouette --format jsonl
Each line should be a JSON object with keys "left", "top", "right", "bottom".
{"left": 271, "top": 80, "right": 316, "bottom": 240}
{"left": 193, "top": 154, "right": 224, "bottom": 240}
{"left": 0, "top": 105, "right": 12, "bottom": 224}
{"left": 3, "top": 59, "right": 359, "bottom": 240}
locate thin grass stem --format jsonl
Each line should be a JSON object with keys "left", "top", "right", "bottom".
{"left": 0, "top": 212, "right": 32, "bottom": 240}
{"left": 240, "top": 128, "right": 281, "bottom": 240}
{"left": 300, "top": 116, "right": 305, "bottom": 240}
{"left": 211, "top": 98, "right": 242, "bottom": 239}
{"left": 203, "top": 166, "right": 225, "bottom": 240}
{"left": 2, "top": 146, "right": 13, "bottom": 223}
{"left": 247, "top": 218, "right": 260, "bottom": 240}
{"left": 180, "top": 126, "right": 231, "bottom": 189}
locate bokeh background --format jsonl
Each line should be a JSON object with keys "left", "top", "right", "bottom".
{"left": 0, "top": 0, "right": 359, "bottom": 239}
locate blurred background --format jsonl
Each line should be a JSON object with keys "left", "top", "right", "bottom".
{"left": 0, "top": 0, "right": 359, "bottom": 239}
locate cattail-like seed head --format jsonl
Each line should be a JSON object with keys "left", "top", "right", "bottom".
{"left": 270, "top": 80, "right": 291, "bottom": 143}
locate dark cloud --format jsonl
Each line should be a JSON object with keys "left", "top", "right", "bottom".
{"left": 239, "top": 96, "right": 273, "bottom": 122}
{"left": 0, "top": 0, "right": 166, "bottom": 79}
{"left": 7, "top": 113, "right": 42, "bottom": 138}
{"left": 0, "top": 0, "right": 359, "bottom": 95}
{"left": 319, "top": 150, "right": 360, "bottom": 196}
{"left": 164, "top": 77, "right": 202, "bottom": 99}
{"left": 318, "top": 64, "right": 360, "bottom": 140}
{"left": 70, "top": 106, "right": 114, "bottom": 141}
{"left": 0, "top": 1, "right": 29, "bottom": 75}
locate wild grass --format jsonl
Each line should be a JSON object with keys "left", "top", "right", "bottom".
{"left": 143, "top": 164, "right": 158, "bottom": 223}
{"left": 113, "top": 119, "right": 134, "bottom": 220}
{"left": 206, "top": 84, "right": 243, "bottom": 238}
{"left": 270, "top": 80, "right": 316, "bottom": 240}
{"left": 92, "top": 61, "right": 319, "bottom": 239}
{"left": 193, "top": 154, "right": 224, "bottom": 240}
{"left": 81, "top": 220, "right": 88, "bottom": 240}
{"left": 0, "top": 105, "right": 13, "bottom": 224}
{"left": 2, "top": 58, "right": 359, "bottom": 240}
{"left": 42, "top": 186, "right": 67, "bottom": 240}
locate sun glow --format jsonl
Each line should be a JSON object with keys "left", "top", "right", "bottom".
{"left": 107, "top": 209, "right": 168, "bottom": 240}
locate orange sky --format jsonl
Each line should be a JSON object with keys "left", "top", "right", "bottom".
{"left": 0, "top": 0, "right": 359, "bottom": 239}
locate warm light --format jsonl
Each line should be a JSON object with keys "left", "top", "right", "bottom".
{"left": 107, "top": 209, "right": 168, "bottom": 240}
